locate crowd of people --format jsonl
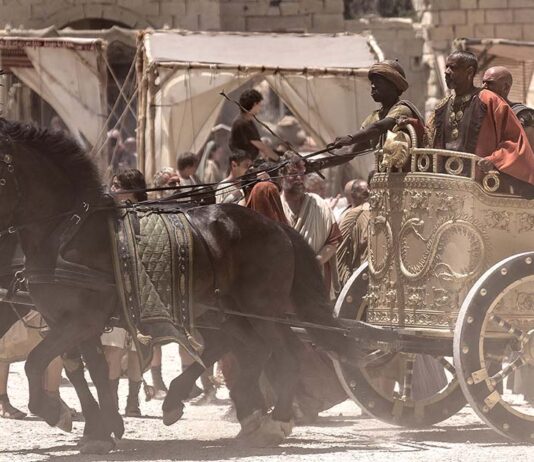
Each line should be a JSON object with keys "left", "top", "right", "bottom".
{"left": 2, "top": 49, "right": 534, "bottom": 422}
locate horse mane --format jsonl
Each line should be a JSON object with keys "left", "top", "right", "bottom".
{"left": 0, "top": 118, "right": 104, "bottom": 202}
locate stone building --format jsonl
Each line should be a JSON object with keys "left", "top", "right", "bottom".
{"left": 0, "top": 0, "right": 533, "bottom": 116}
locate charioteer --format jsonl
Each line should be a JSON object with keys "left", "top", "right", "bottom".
{"left": 303, "top": 60, "right": 424, "bottom": 175}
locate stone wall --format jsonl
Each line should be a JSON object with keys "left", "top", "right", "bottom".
{"left": 0, "top": 0, "right": 221, "bottom": 30}
{"left": 345, "top": 16, "right": 427, "bottom": 115}
{"left": 415, "top": 0, "right": 534, "bottom": 113}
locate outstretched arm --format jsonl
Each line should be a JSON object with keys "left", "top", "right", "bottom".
{"left": 332, "top": 117, "right": 397, "bottom": 149}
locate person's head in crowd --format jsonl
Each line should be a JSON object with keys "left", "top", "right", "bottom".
{"left": 239, "top": 89, "right": 263, "bottom": 115}
{"left": 207, "top": 142, "right": 226, "bottom": 165}
{"left": 280, "top": 151, "right": 306, "bottom": 196}
{"left": 228, "top": 149, "right": 253, "bottom": 178}
{"left": 304, "top": 173, "right": 327, "bottom": 198}
{"left": 124, "top": 137, "right": 137, "bottom": 154}
{"left": 344, "top": 179, "right": 369, "bottom": 207}
{"left": 110, "top": 169, "right": 147, "bottom": 203}
{"left": 107, "top": 129, "right": 123, "bottom": 148}
{"left": 482, "top": 66, "right": 513, "bottom": 100}
{"left": 176, "top": 151, "right": 198, "bottom": 178}
{"left": 152, "top": 166, "right": 178, "bottom": 199}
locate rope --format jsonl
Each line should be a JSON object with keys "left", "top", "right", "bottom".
{"left": 88, "top": 49, "right": 139, "bottom": 159}
{"left": 101, "top": 52, "right": 138, "bottom": 121}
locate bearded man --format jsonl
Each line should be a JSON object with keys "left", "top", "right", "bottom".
{"left": 280, "top": 152, "right": 342, "bottom": 297}
{"left": 427, "top": 51, "right": 534, "bottom": 186}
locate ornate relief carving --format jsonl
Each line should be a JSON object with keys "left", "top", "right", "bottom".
{"left": 368, "top": 215, "right": 393, "bottom": 280}
{"left": 369, "top": 190, "right": 385, "bottom": 211}
{"left": 518, "top": 213, "right": 534, "bottom": 232}
{"left": 483, "top": 210, "right": 510, "bottom": 231}
{"left": 399, "top": 217, "right": 485, "bottom": 282}
{"left": 407, "top": 191, "right": 431, "bottom": 212}
{"left": 406, "top": 286, "right": 425, "bottom": 310}
{"left": 434, "top": 192, "right": 462, "bottom": 215}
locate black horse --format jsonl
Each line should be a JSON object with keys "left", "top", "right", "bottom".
{"left": 0, "top": 119, "right": 361, "bottom": 451}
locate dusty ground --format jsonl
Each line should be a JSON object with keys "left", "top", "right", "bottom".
{"left": 0, "top": 345, "right": 532, "bottom": 462}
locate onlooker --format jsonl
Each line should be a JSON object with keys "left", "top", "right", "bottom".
{"left": 152, "top": 167, "right": 179, "bottom": 199}
{"left": 215, "top": 149, "right": 253, "bottom": 204}
{"left": 107, "top": 129, "right": 129, "bottom": 174}
{"left": 176, "top": 152, "right": 199, "bottom": 186}
{"left": 336, "top": 179, "right": 370, "bottom": 287}
{"left": 105, "top": 169, "right": 148, "bottom": 417}
{"left": 202, "top": 142, "right": 226, "bottom": 184}
{"left": 280, "top": 152, "right": 342, "bottom": 297}
{"left": 229, "top": 89, "right": 278, "bottom": 161}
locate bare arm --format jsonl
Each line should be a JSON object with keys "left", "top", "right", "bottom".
{"left": 250, "top": 140, "right": 279, "bottom": 161}
{"left": 334, "top": 117, "right": 397, "bottom": 148}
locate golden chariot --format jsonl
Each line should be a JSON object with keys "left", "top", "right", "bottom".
{"left": 333, "top": 127, "right": 534, "bottom": 442}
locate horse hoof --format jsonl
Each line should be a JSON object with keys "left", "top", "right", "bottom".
{"left": 56, "top": 400, "right": 73, "bottom": 433}
{"left": 162, "top": 405, "right": 184, "bottom": 426}
{"left": 279, "top": 420, "right": 294, "bottom": 437}
{"left": 236, "top": 409, "right": 265, "bottom": 438}
{"left": 111, "top": 413, "right": 125, "bottom": 440}
{"left": 79, "top": 439, "right": 115, "bottom": 455}
{"left": 235, "top": 416, "right": 287, "bottom": 447}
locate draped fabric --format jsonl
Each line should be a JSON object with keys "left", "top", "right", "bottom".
{"left": 281, "top": 192, "right": 337, "bottom": 254}
{"left": 477, "top": 89, "right": 534, "bottom": 185}
{"left": 138, "top": 30, "right": 380, "bottom": 186}
{"left": 9, "top": 43, "right": 107, "bottom": 148}
{"left": 245, "top": 181, "right": 288, "bottom": 225}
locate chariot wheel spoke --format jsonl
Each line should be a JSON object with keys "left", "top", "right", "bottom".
{"left": 489, "top": 314, "right": 527, "bottom": 342}
{"left": 401, "top": 354, "right": 416, "bottom": 400}
{"left": 489, "top": 355, "right": 527, "bottom": 386}
{"left": 437, "top": 356, "right": 456, "bottom": 376}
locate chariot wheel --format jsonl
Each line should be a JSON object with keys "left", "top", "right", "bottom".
{"left": 454, "top": 251, "right": 534, "bottom": 442}
{"left": 333, "top": 263, "right": 466, "bottom": 427}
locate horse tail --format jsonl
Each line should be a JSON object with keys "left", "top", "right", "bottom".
{"left": 285, "top": 225, "right": 361, "bottom": 360}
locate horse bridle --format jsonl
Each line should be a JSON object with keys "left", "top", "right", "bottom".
{"left": 0, "top": 152, "right": 21, "bottom": 237}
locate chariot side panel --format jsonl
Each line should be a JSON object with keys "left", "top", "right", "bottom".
{"left": 368, "top": 148, "right": 534, "bottom": 335}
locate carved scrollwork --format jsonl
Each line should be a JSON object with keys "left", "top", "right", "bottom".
{"left": 399, "top": 217, "right": 485, "bottom": 282}
{"left": 368, "top": 215, "right": 393, "bottom": 279}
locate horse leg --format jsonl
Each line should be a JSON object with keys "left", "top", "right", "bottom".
{"left": 229, "top": 332, "right": 272, "bottom": 444}
{"left": 78, "top": 336, "right": 124, "bottom": 453}
{"left": 25, "top": 326, "right": 83, "bottom": 428}
{"left": 162, "top": 328, "right": 230, "bottom": 426}
{"left": 61, "top": 349, "right": 101, "bottom": 442}
{"left": 235, "top": 320, "right": 299, "bottom": 447}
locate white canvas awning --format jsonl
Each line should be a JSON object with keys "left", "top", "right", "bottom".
{"left": 137, "top": 30, "right": 381, "bottom": 188}
{"left": 0, "top": 36, "right": 108, "bottom": 148}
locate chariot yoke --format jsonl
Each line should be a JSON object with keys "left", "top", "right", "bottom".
{"left": 334, "top": 130, "right": 534, "bottom": 442}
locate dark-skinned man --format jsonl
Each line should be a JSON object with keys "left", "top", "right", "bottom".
{"left": 427, "top": 51, "right": 534, "bottom": 187}
{"left": 329, "top": 60, "right": 424, "bottom": 153}
{"left": 482, "top": 65, "right": 534, "bottom": 151}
